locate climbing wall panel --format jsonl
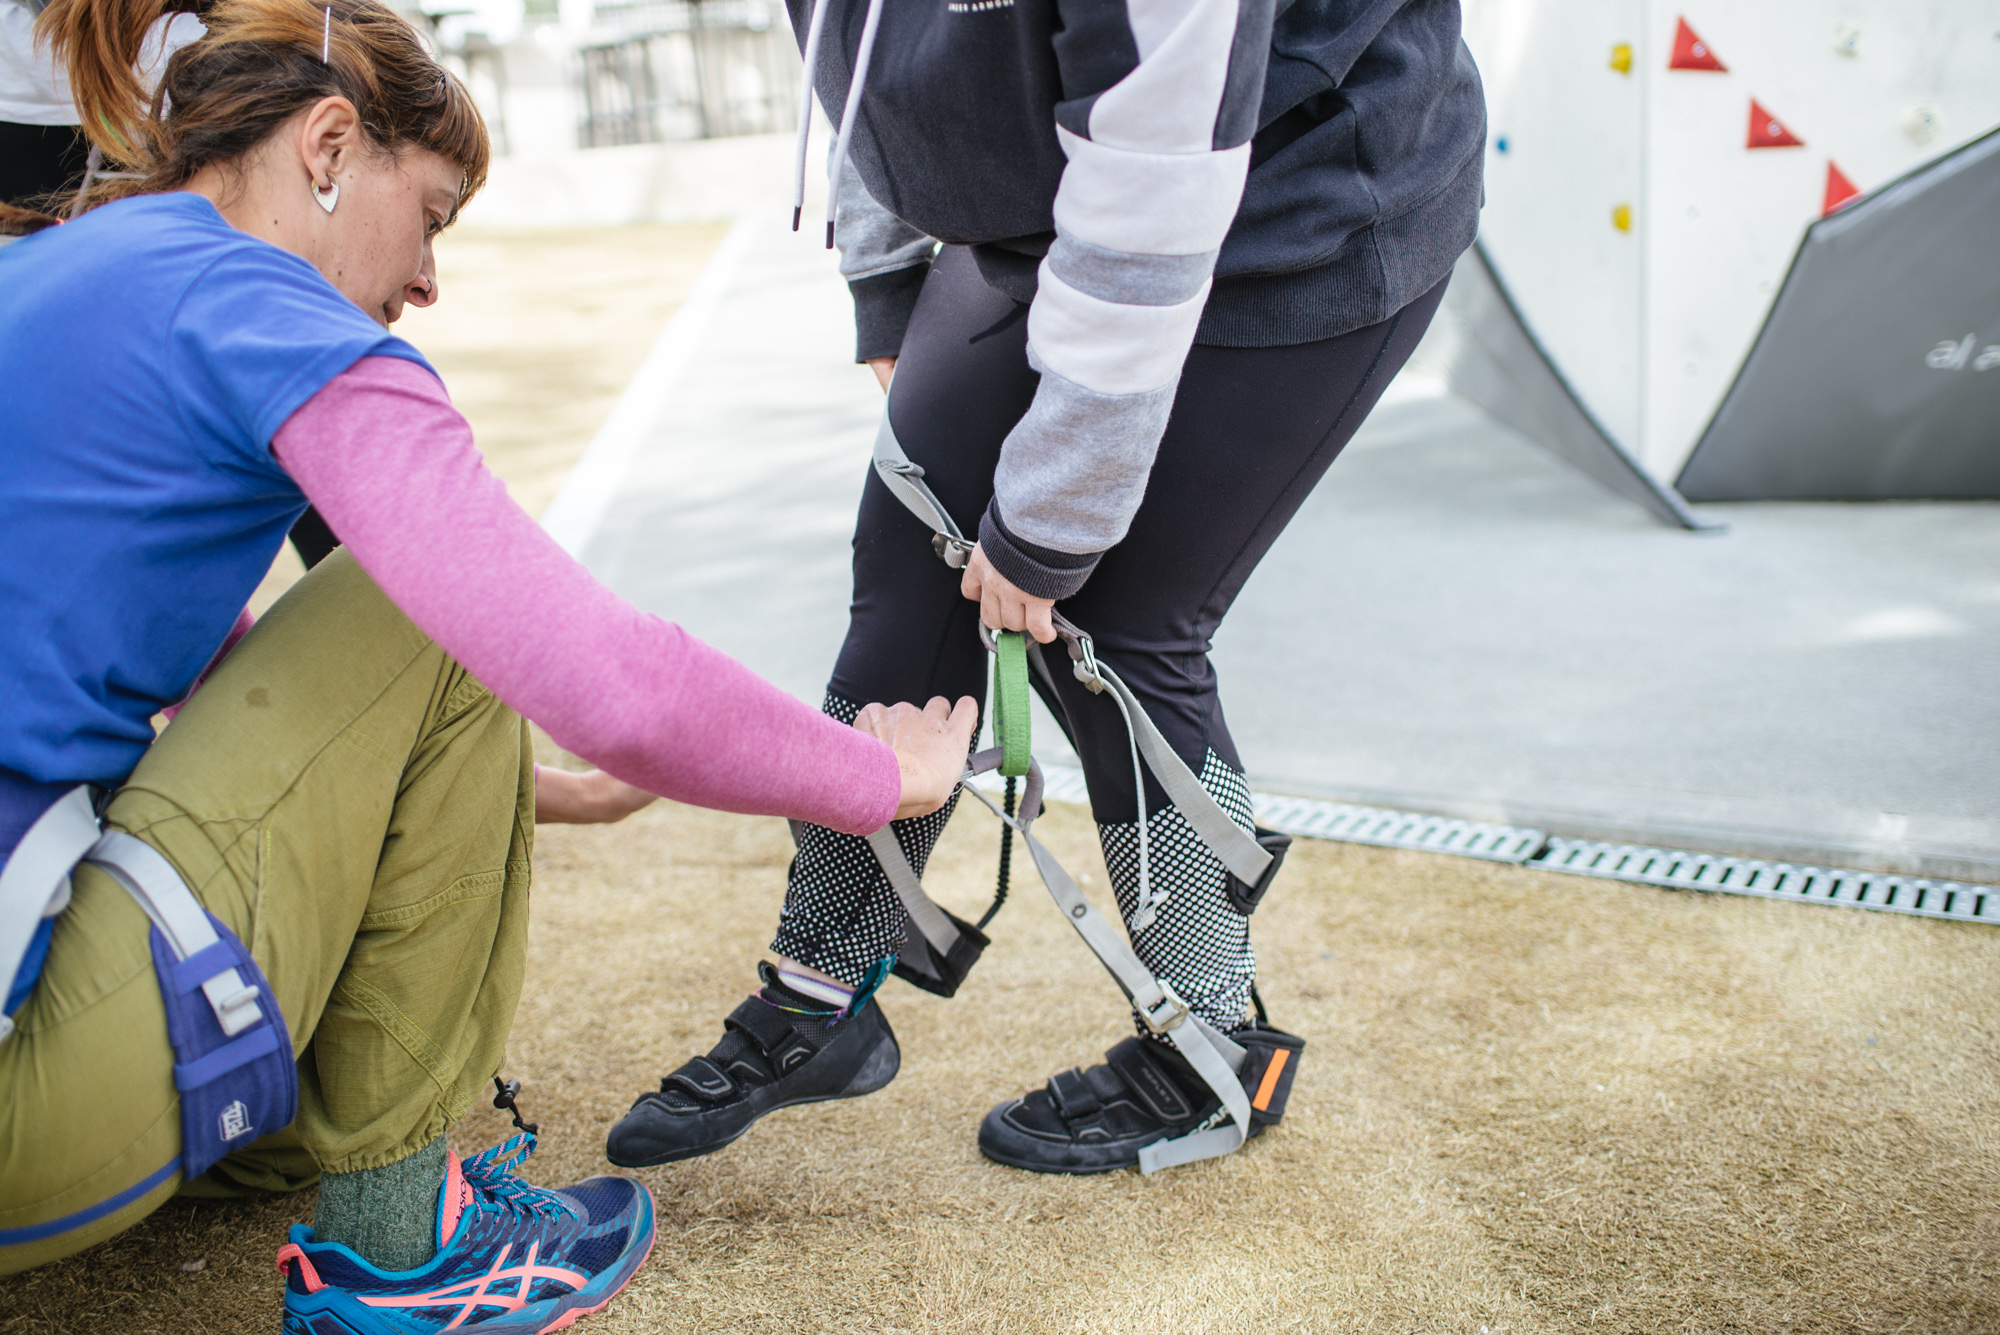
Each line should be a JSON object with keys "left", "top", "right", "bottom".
{"left": 1463, "top": 0, "right": 1644, "bottom": 453}
{"left": 1461, "top": 0, "right": 2000, "bottom": 487}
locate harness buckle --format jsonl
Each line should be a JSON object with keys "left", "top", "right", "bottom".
{"left": 1137, "top": 979, "right": 1190, "bottom": 1035}
{"left": 933, "top": 533, "right": 973, "bottom": 568}
{"left": 1064, "top": 627, "right": 1106, "bottom": 694}
{"left": 209, "top": 980, "right": 264, "bottom": 1037}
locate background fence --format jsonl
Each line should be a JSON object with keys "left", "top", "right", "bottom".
{"left": 576, "top": 0, "right": 800, "bottom": 147}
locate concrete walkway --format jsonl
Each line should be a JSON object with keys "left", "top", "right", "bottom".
{"left": 555, "top": 219, "right": 2000, "bottom": 882}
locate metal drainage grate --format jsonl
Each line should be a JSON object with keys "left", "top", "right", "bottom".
{"left": 1530, "top": 838, "right": 1997, "bottom": 925}
{"left": 1252, "top": 793, "right": 1544, "bottom": 864}
{"left": 972, "top": 766, "right": 1999, "bottom": 927}
{"left": 980, "top": 767, "right": 1543, "bottom": 862}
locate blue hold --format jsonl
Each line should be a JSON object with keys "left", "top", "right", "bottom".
{"left": 1495, "top": 135, "right": 1511, "bottom": 154}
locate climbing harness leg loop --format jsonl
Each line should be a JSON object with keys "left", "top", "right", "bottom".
{"left": 87, "top": 830, "right": 266, "bottom": 1037}
{"left": 0, "top": 786, "right": 297, "bottom": 1190}
{"left": 863, "top": 822, "right": 989, "bottom": 999}
{"left": 861, "top": 408, "right": 1297, "bottom": 1171}
{"left": 1223, "top": 828, "right": 1294, "bottom": 915}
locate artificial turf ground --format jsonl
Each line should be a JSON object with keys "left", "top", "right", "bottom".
{"left": 4, "top": 793, "right": 1996, "bottom": 1333}
{"left": 3, "top": 224, "right": 1994, "bottom": 1333}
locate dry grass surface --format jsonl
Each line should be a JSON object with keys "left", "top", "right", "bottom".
{"left": 6, "top": 795, "right": 1997, "bottom": 1333}
{"left": 9, "top": 225, "right": 1995, "bottom": 1331}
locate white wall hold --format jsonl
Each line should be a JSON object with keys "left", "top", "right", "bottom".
{"left": 1833, "top": 23, "right": 1860, "bottom": 58}
{"left": 1903, "top": 102, "right": 1942, "bottom": 145}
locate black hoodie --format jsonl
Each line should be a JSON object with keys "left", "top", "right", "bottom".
{"left": 794, "top": 0, "right": 1484, "bottom": 597}
{"left": 796, "top": 0, "right": 1485, "bottom": 351}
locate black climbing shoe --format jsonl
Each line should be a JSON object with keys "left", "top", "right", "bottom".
{"left": 605, "top": 962, "right": 900, "bottom": 1168}
{"left": 977, "top": 1024, "right": 1305, "bottom": 1175}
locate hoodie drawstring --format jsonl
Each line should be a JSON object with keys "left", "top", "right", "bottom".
{"left": 790, "top": 0, "right": 834, "bottom": 232}
{"left": 791, "top": 0, "right": 888, "bottom": 248}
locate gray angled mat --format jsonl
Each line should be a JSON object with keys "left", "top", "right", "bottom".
{"left": 1679, "top": 127, "right": 2000, "bottom": 501}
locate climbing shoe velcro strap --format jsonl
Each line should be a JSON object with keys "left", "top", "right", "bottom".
{"left": 728, "top": 997, "right": 806, "bottom": 1050}
{"left": 1104, "top": 1038, "right": 1195, "bottom": 1124}
{"left": 725, "top": 999, "right": 819, "bottom": 1073}
{"left": 1235, "top": 1024, "right": 1307, "bottom": 1126}
{"left": 1047, "top": 1067, "right": 1103, "bottom": 1119}
{"left": 665, "top": 1056, "right": 736, "bottom": 1102}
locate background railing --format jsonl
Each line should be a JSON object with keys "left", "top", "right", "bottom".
{"left": 576, "top": 0, "right": 800, "bottom": 147}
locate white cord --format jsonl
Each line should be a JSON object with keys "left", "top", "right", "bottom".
{"left": 790, "top": 0, "right": 832, "bottom": 231}
{"left": 1100, "top": 674, "right": 1159, "bottom": 932}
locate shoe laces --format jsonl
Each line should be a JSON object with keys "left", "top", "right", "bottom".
{"left": 460, "top": 1133, "right": 574, "bottom": 1223}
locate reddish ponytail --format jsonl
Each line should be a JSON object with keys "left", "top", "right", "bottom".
{"left": 19, "top": 0, "right": 487, "bottom": 223}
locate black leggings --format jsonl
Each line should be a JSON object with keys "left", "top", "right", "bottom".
{"left": 774, "top": 245, "right": 1445, "bottom": 1026}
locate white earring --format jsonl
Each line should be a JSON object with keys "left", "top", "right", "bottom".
{"left": 312, "top": 179, "right": 338, "bottom": 214}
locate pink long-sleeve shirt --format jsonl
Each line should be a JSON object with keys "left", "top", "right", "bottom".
{"left": 271, "top": 355, "right": 900, "bottom": 835}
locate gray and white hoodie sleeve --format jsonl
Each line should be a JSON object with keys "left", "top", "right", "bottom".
{"left": 980, "top": 0, "right": 1275, "bottom": 600}
{"left": 832, "top": 157, "right": 937, "bottom": 363}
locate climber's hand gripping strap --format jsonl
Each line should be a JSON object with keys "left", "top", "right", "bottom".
{"left": 878, "top": 406, "right": 1272, "bottom": 891}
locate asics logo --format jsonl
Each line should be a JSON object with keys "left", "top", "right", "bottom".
{"left": 358, "top": 1241, "right": 586, "bottom": 1328}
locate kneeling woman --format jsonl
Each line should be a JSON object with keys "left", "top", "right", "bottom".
{"left": 0, "top": 0, "right": 975, "bottom": 1325}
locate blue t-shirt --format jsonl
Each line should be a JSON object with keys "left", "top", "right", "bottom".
{"left": 0, "top": 192, "right": 432, "bottom": 847}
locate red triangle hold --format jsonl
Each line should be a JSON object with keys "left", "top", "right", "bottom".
{"left": 1823, "top": 161, "right": 1860, "bottom": 214}
{"left": 1747, "top": 99, "right": 1804, "bottom": 149}
{"left": 1669, "top": 17, "right": 1727, "bottom": 71}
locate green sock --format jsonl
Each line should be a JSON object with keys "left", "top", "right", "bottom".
{"left": 312, "top": 1136, "right": 446, "bottom": 1272}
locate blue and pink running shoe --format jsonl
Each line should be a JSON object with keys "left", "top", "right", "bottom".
{"left": 277, "top": 1134, "right": 655, "bottom": 1334}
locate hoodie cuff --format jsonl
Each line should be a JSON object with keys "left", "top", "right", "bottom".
{"left": 849, "top": 263, "right": 931, "bottom": 363}
{"left": 979, "top": 503, "right": 1104, "bottom": 602}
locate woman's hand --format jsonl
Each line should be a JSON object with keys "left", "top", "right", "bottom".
{"left": 960, "top": 543, "right": 1057, "bottom": 644}
{"left": 534, "top": 766, "right": 660, "bottom": 825}
{"left": 866, "top": 356, "right": 896, "bottom": 393}
{"left": 854, "top": 695, "right": 979, "bottom": 820}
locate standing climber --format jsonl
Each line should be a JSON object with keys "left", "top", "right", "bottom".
{"left": 607, "top": 0, "right": 1486, "bottom": 1174}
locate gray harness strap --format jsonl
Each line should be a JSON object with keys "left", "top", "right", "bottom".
{"left": 86, "top": 832, "right": 265, "bottom": 1036}
{"left": 868, "top": 411, "right": 1273, "bottom": 1171}
{"left": 1064, "top": 647, "right": 1273, "bottom": 888}
{"left": 872, "top": 413, "right": 975, "bottom": 569}
{"left": 865, "top": 826, "right": 966, "bottom": 959}
{"left": 956, "top": 751, "right": 1254, "bottom": 1172}
{"left": 876, "top": 414, "right": 1273, "bottom": 891}
{"left": 1034, "top": 617, "right": 1274, "bottom": 933}
{"left": 0, "top": 787, "right": 269, "bottom": 1044}
{"left": 0, "top": 787, "right": 98, "bottom": 1043}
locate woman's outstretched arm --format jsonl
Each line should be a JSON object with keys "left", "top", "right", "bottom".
{"left": 273, "top": 355, "right": 972, "bottom": 834}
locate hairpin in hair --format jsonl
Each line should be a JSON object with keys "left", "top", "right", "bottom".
{"left": 321, "top": 6, "right": 331, "bottom": 63}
